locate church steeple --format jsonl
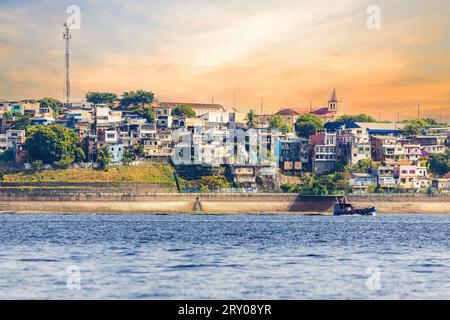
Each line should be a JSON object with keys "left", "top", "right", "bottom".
{"left": 328, "top": 88, "right": 338, "bottom": 112}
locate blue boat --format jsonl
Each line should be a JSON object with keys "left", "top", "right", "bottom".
{"left": 333, "top": 197, "right": 377, "bottom": 216}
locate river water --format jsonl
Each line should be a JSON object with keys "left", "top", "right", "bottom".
{"left": 0, "top": 214, "right": 449, "bottom": 300}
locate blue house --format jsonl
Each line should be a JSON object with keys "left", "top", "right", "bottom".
{"left": 108, "top": 144, "right": 125, "bottom": 163}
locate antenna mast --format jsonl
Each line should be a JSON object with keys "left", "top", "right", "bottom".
{"left": 63, "top": 22, "right": 71, "bottom": 108}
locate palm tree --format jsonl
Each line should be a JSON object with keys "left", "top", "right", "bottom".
{"left": 97, "top": 147, "right": 112, "bottom": 170}
{"left": 246, "top": 110, "right": 256, "bottom": 128}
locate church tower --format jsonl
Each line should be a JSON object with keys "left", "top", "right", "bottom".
{"left": 328, "top": 89, "right": 338, "bottom": 112}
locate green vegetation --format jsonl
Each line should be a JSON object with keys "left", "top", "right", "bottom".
{"left": 294, "top": 114, "right": 323, "bottom": 138}
{"left": 86, "top": 92, "right": 118, "bottom": 105}
{"left": 340, "top": 158, "right": 374, "bottom": 174}
{"left": 39, "top": 97, "right": 63, "bottom": 117}
{"left": 183, "top": 175, "right": 229, "bottom": 192}
{"left": 2, "top": 163, "right": 177, "bottom": 187}
{"left": 171, "top": 105, "right": 196, "bottom": 118}
{"left": 269, "top": 115, "right": 290, "bottom": 133}
{"left": 0, "top": 149, "right": 15, "bottom": 163}
{"left": 281, "top": 172, "right": 351, "bottom": 195}
{"left": 132, "top": 144, "right": 145, "bottom": 158}
{"left": 281, "top": 159, "right": 378, "bottom": 195}
{"left": 120, "top": 90, "right": 155, "bottom": 108}
{"left": 26, "top": 125, "right": 84, "bottom": 165}
{"left": 122, "top": 150, "right": 134, "bottom": 166}
{"left": 429, "top": 150, "right": 450, "bottom": 176}
{"left": 132, "top": 107, "right": 155, "bottom": 123}
{"left": 11, "top": 114, "right": 32, "bottom": 130}
{"left": 246, "top": 110, "right": 256, "bottom": 128}
{"left": 31, "top": 160, "right": 43, "bottom": 170}
{"left": 402, "top": 118, "right": 446, "bottom": 136}
{"left": 337, "top": 114, "right": 377, "bottom": 123}
{"left": 97, "top": 147, "right": 112, "bottom": 170}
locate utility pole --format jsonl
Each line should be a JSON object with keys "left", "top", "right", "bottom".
{"left": 63, "top": 22, "right": 71, "bottom": 108}
{"left": 417, "top": 102, "right": 420, "bottom": 119}
{"left": 395, "top": 109, "right": 399, "bottom": 130}
{"left": 260, "top": 97, "right": 264, "bottom": 115}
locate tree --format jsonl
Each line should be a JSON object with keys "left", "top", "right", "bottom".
{"left": 171, "top": 105, "right": 196, "bottom": 118}
{"left": 0, "top": 149, "right": 15, "bottom": 163}
{"left": 132, "top": 144, "right": 145, "bottom": 159}
{"left": 97, "top": 147, "right": 112, "bottom": 170}
{"left": 74, "top": 147, "right": 86, "bottom": 163}
{"left": 294, "top": 114, "right": 323, "bottom": 138}
{"left": 401, "top": 118, "right": 445, "bottom": 136}
{"left": 402, "top": 119, "right": 429, "bottom": 136}
{"left": 423, "top": 118, "right": 446, "bottom": 126}
{"left": 39, "top": 97, "right": 63, "bottom": 117}
{"left": 26, "top": 125, "right": 81, "bottom": 164}
{"left": 133, "top": 107, "right": 155, "bottom": 123}
{"left": 2, "top": 112, "right": 12, "bottom": 119}
{"left": 246, "top": 110, "right": 256, "bottom": 128}
{"left": 11, "top": 114, "right": 32, "bottom": 130}
{"left": 349, "top": 159, "right": 373, "bottom": 173}
{"left": 86, "top": 92, "right": 118, "bottom": 105}
{"left": 122, "top": 150, "right": 134, "bottom": 166}
{"left": 120, "top": 90, "right": 155, "bottom": 108}
{"left": 429, "top": 150, "right": 450, "bottom": 176}
{"left": 269, "top": 115, "right": 290, "bottom": 133}
{"left": 337, "top": 114, "right": 377, "bottom": 123}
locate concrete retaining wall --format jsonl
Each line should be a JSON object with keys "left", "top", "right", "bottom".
{"left": 0, "top": 192, "right": 449, "bottom": 214}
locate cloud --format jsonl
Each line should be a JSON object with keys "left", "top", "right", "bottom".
{"left": 0, "top": 0, "right": 449, "bottom": 121}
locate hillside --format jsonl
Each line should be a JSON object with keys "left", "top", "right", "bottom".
{"left": 2, "top": 163, "right": 177, "bottom": 187}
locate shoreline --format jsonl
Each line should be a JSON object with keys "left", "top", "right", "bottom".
{"left": 1, "top": 194, "right": 450, "bottom": 214}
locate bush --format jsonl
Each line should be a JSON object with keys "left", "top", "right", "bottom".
{"left": 54, "top": 158, "right": 73, "bottom": 169}
{"left": 31, "top": 160, "right": 43, "bottom": 171}
{"left": 0, "top": 150, "right": 15, "bottom": 163}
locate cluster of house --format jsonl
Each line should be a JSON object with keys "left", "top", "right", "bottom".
{"left": 1, "top": 89, "right": 449, "bottom": 193}
{"left": 310, "top": 123, "right": 450, "bottom": 193}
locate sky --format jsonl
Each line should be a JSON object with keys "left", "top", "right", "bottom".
{"left": 0, "top": 0, "right": 449, "bottom": 121}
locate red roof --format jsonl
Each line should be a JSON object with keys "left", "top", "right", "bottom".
{"left": 276, "top": 108, "right": 301, "bottom": 116}
{"left": 276, "top": 107, "right": 336, "bottom": 116}
{"left": 311, "top": 107, "right": 336, "bottom": 115}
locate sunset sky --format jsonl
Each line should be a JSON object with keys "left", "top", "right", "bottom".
{"left": 0, "top": 0, "right": 449, "bottom": 121}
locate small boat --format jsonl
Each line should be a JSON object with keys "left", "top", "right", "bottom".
{"left": 333, "top": 197, "right": 377, "bottom": 216}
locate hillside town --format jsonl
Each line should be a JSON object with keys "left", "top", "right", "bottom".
{"left": 1, "top": 89, "right": 449, "bottom": 195}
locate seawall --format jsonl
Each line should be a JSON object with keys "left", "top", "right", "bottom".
{"left": 0, "top": 191, "right": 449, "bottom": 214}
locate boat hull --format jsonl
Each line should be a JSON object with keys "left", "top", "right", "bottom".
{"left": 333, "top": 207, "right": 377, "bottom": 216}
